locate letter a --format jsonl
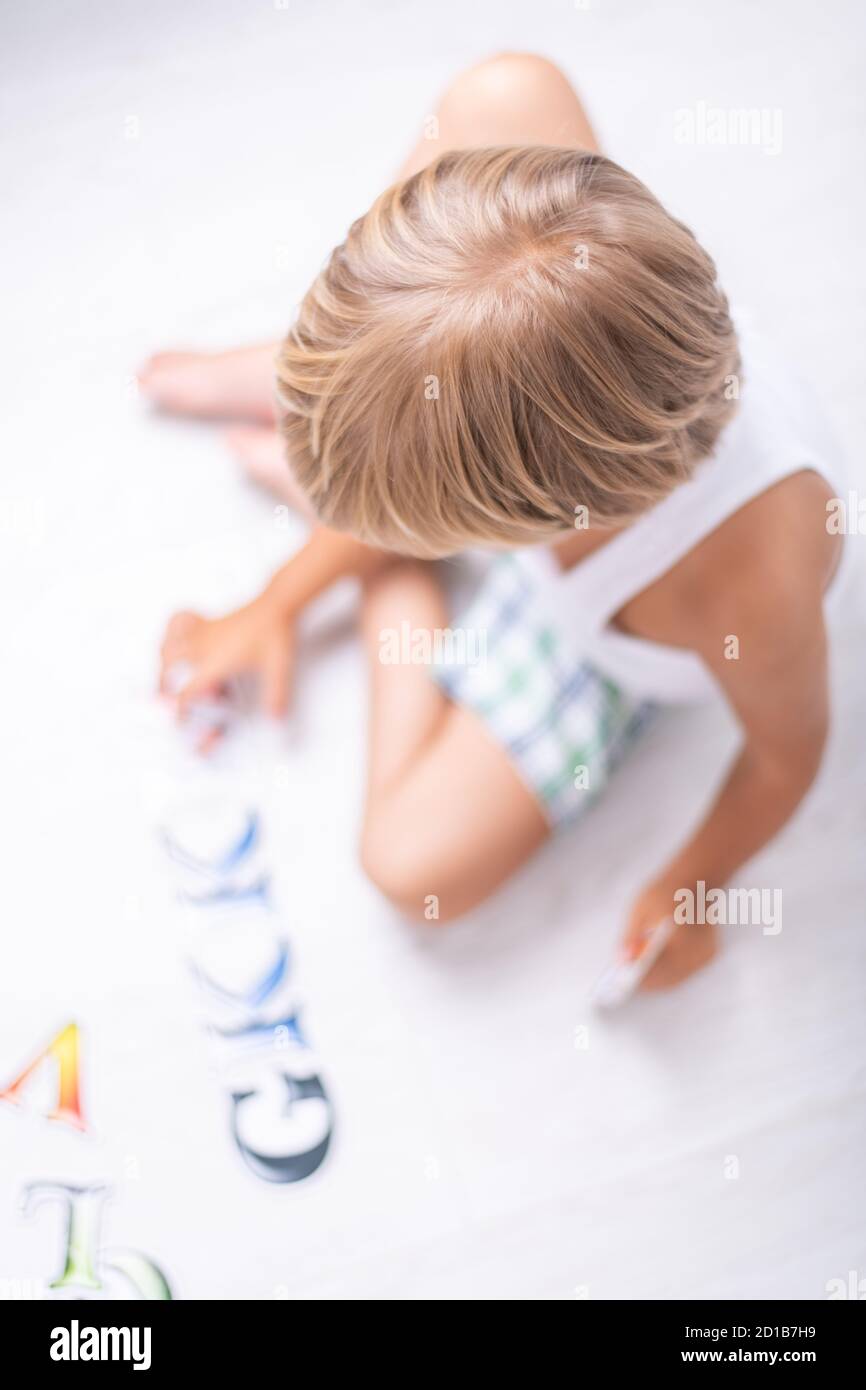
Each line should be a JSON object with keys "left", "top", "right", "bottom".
{"left": 50, "top": 1328, "right": 71, "bottom": 1361}
{"left": 0, "top": 1023, "right": 86, "bottom": 1131}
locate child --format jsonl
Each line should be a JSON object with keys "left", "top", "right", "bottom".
{"left": 142, "top": 54, "right": 848, "bottom": 991}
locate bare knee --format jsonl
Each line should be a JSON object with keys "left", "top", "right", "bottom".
{"left": 359, "top": 816, "right": 458, "bottom": 925}
{"left": 442, "top": 52, "right": 573, "bottom": 116}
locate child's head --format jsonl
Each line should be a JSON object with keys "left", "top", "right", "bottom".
{"left": 277, "top": 147, "right": 739, "bottom": 557}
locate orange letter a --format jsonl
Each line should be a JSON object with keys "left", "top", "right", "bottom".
{"left": 0, "top": 1023, "right": 86, "bottom": 1131}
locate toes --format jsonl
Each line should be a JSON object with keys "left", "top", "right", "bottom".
{"left": 222, "top": 424, "right": 262, "bottom": 456}
{"left": 222, "top": 427, "right": 312, "bottom": 511}
{"left": 137, "top": 352, "right": 181, "bottom": 388}
{"left": 223, "top": 425, "right": 286, "bottom": 481}
{"left": 136, "top": 352, "right": 209, "bottom": 411}
{"left": 223, "top": 424, "right": 278, "bottom": 456}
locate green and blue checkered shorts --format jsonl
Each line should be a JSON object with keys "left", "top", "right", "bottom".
{"left": 431, "top": 552, "right": 654, "bottom": 830}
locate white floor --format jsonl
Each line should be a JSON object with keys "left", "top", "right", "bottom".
{"left": 1, "top": 0, "right": 865, "bottom": 1301}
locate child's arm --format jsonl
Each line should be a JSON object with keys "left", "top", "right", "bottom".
{"left": 262, "top": 526, "right": 398, "bottom": 613}
{"left": 159, "top": 527, "right": 394, "bottom": 715}
{"left": 623, "top": 571, "right": 830, "bottom": 985}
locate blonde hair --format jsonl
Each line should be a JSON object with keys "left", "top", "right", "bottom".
{"left": 277, "top": 147, "right": 740, "bottom": 556}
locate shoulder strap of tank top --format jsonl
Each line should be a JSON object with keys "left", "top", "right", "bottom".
{"left": 556, "top": 348, "right": 817, "bottom": 632}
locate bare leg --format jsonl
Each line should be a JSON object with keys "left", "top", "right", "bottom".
{"left": 397, "top": 51, "right": 598, "bottom": 180}
{"left": 222, "top": 425, "right": 316, "bottom": 514}
{"left": 138, "top": 53, "right": 599, "bottom": 499}
{"left": 359, "top": 562, "right": 549, "bottom": 921}
{"left": 137, "top": 342, "right": 279, "bottom": 424}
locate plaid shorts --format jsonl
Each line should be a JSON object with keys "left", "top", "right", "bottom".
{"left": 431, "top": 552, "right": 654, "bottom": 830}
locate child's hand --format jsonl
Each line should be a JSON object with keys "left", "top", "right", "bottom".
{"left": 623, "top": 880, "right": 718, "bottom": 992}
{"left": 159, "top": 599, "right": 296, "bottom": 719}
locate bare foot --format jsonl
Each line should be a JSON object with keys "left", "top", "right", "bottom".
{"left": 638, "top": 921, "right": 719, "bottom": 992}
{"left": 137, "top": 343, "right": 280, "bottom": 424}
{"left": 223, "top": 425, "right": 315, "bottom": 515}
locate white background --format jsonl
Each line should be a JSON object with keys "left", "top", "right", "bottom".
{"left": 1, "top": 0, "right": 864, "bottom": 1300}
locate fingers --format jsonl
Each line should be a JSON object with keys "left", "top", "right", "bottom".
{"left": 159, "top": 611, "right": 202, "bottom": 693}
{"left": 157, "top": 608, "right": 294, "bottom": 726}
{"left": 622, "top": 913, "right": 672, "bottom": 963}
{"left": 621, "top": 914, "right": 654, "bottom": 961}
{"left": 194, "top": 724, "right": 226, "bottom": 758}
{"left": 638, "top": 922, "right": 718, "bottom": 993}
{"left": 262, "top": 631, "right": 294, "bottom": 718}
{"left": 174, "top": 664, "right": 223, "bottom": 714}
{"left": 623, "top": 882, "right": 678, "bottom": 961}
{"left": 624, "top": 934, "right": 651, "bottom": 962}
{"left": 159, "top": 612, "right": 229, "bottom": 714}
{"left": 164, "top": 610, "right": 200, "bottom": 645}
{"left": 172, "top": 667, "right": 229, "bottom": 755}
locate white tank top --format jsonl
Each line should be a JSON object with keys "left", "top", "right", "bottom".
{"left": 512, "top": 320, "right": 852, "bottom": 704}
